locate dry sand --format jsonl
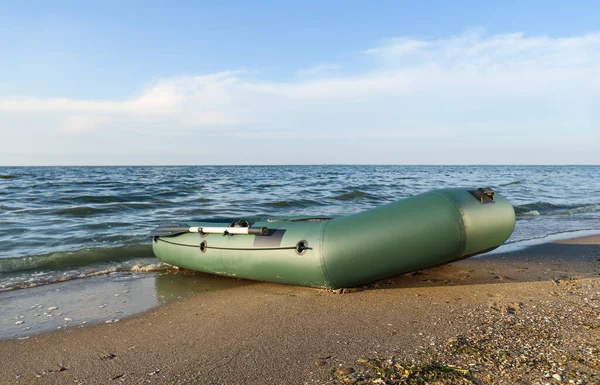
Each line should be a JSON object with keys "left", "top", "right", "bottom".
{"left": 1, "top": 235, "right": 599, "bottom": 384}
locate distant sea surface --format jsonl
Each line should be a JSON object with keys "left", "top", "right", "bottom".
{"left": 1, "top": 165, "right": 599, "bottom": 291}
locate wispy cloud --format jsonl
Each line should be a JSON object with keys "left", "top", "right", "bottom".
{"left": 1, "top": 30, "right": 598, "bottom": 164}
{"left": 367, "top": 30, "right": 600, "bottom": 70}
{"left": 296, "top": 63, "right": 341, "bottom": 77}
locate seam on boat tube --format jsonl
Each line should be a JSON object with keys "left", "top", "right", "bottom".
{"left": 319, "top": 220, "right": 335, "bottom": 288}
{"left": 431, "top": 190, "right": 467, "bottom": 258}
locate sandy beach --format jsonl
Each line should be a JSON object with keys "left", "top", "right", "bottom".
{"left": 1, "top": 235, "right": 599, "bottom": 384}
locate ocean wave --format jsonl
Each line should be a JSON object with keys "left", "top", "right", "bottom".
{"left": 51, "top": 194, "right": 154, "bottom": 205}
{"left": 568, "top": 204, "right": 600, "bottom": 214}
{"left": 332, "top": 190, "right": 376, "bottom": 201}
{"left": 262, "top": 199, "right": 324, "bottom": 208}
{"left": 59, "top": 195, "right": 126, "bottom": 204}
{"left": 500, "top": 180, "right": 522, "bottom": 186}
{"left": 514, "top": 201, "right": 600, "bottom": 216}
{"left": 190, "top": 197, "right": 211, "bottom": 203}
{"left": 0, "top": 244, "right": 153, "bottom": 274}
{"left": 54, "top": 206, "right": 118, "bottom": 216}
{"left": 0, "top": 262, "right": 173, "bottom": 292}
{"left": 514, "top": 202, "right": 560, "bottom": 214}
{"left": 263, "top": 201, "right": 295, "bottom": 208}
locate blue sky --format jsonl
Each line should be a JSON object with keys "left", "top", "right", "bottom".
{"left": 1, "top": 1, "right": 599, "bottom": 165}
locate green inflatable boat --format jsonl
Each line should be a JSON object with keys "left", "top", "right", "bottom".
{"left": 151, "top": 188, "right": 515, "bottom": 289}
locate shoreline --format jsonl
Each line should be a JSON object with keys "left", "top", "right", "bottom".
{"left": 1, "top": 235, "right": 599, "bottom": 384}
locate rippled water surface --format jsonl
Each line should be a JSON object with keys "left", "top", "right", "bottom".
{"left": 1, "top": 165, "right": 599, "bottom": 290}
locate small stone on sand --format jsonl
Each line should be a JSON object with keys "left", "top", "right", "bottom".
{"left": 335, "top": 367, "right": 355, "bottom": 377}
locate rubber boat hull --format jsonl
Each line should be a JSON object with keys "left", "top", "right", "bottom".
{"left": 152, "top": 188, "right": 515, "bottom": 288}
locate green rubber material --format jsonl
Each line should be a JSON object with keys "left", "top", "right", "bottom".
{"left": 151, "top": 188, "right": 515, "bottom": 288}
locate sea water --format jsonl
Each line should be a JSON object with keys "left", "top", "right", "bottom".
{"left": 1, "top": 165, "right": 599, "bottom": 292}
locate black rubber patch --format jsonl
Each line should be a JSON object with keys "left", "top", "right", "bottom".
{"left": 253, "top": 229, "right": 286, "bottom": 247}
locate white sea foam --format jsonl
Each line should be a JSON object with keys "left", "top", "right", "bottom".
{"left": 569, "top": 204, "right": 600, "bottom": 214}
{"left": 130, "top": 263, "right": 173, "bottom": 272}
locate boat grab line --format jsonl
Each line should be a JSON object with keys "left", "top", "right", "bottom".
{"left": 206, "top": 246, "right": 310, "bottom": 251}
{"left": 156, "top": 237, "right": 312, "bottom": 252}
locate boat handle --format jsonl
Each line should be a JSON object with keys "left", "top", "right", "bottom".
{"left": 194, "top": 226, "right": 269, "bottom": 236}
{"left": 151, "top": 223, "right": 269, "bottom": 237}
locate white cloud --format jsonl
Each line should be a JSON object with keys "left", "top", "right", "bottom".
{"left": 296, "top": 64, "right": 341, "bottom": 77}
{"left": 365, "top": 38, "right": 430, "bottom": 57}
{"left": 60, "top": 115, "right": 108, "bottom": 133}
{"left": 0, "top": 31, "right": 599, "bottom": 164}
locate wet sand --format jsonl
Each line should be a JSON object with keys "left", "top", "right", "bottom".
{"left": 1, "top": 235, "right": 599, "bottom": 384}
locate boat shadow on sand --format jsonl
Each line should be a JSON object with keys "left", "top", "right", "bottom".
{"left": 363, "top": 241, "right": 600, "bottom": 291}
{"left": 154, "top": 270, "right": 255, "bottom": 302}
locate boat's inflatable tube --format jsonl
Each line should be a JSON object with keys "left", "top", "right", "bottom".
{"left": 151, "top": 188, "right": 515, "bottom": 288}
